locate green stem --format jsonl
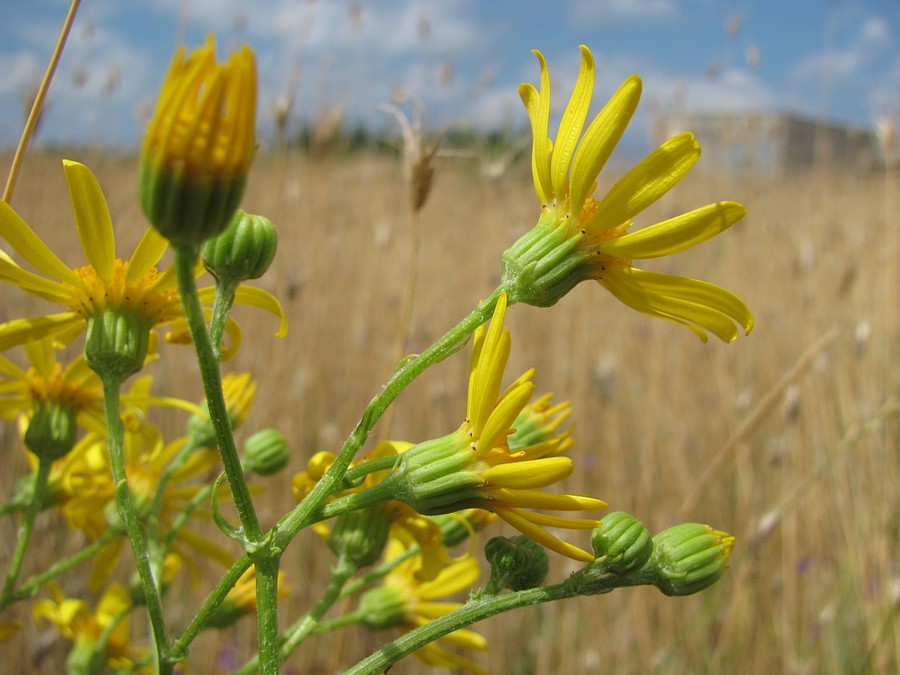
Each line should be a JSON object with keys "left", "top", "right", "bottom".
{"left": 173, "top": 244, "right": 277, "bottom": 674}
{"left": 168, "top": 555, "right": 253, "bottom": 664}
{"left": 336, "top": 546, "right": 417, "bottom": 602}
{"left": 209, "top": 278, "right": 238, "bottom": 361}
{"left": 235, "top": 556, "right": 358, "bottom": 675}
{"left": 254, "top": 554, "right": 282, "bottom": 675}
{"left": 273, "top": 288, "right": 504, "bottom": 554}
{"left": 172, "top": 244, "right": 263, "bottom": 544}
{"left": 344, "top": 572, "right": 630, "bottom": 675}
{"left": 15, "top": 529, "right": 121, "bottom": 600}
{"left": 0, "top": 501, "right": 27, "bottom": 516}
{"left": 0, "top": 460, "right": 51, "bottom": 609}
{"left": 101, "top": 376, "right": 172, "bottom": 674}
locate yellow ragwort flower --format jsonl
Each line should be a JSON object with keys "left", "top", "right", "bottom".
{"left": 391, "top": 292, "right": 605, "bottom": 562}
{"left": 60, "top": 411, "right": 234, "bottom": 585}
{"left": 0, "top": 161, "right": 286, "bottom": 357}
{"left": 502, "top": 45, "right": 753, "bottom": 342}
{"left": 141, "top": 36, "right": 257, "bottom": 245}
{"left": 33, "top": 582, "right": 148, "bottom": 673}
{"left": 357, "top": 539, "right": 487, "bottom": 675}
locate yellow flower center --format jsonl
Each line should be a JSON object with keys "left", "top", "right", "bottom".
{"left": 65, "top": 259, "right": 181, "bottom": 324}
{"left": 26, "top": 364, "right": 100, "bottom": 412}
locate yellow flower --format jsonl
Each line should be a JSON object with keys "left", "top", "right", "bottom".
{"left": 502, "top": 45, "right": 753, "bottom": 343}
{"left": 357, "top": 539, "right": 487, "bottom": 675}
{"left": 391, "top": 292, "right": 605, "bottom": 562}
{"left": 59, "top": 414, "right": 233, "bottom": 585}
{"left": 33, "top": 582, "right": 148, "bottom": 673}
{"left": 141, "top": 36, "right": 257, "bottom": 245}
{"left": 0, "top": 160, "right": 286, "bottom": 357}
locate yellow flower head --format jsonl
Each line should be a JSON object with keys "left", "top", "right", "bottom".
{"left": 0, "top": 161, "right": 286, "bottom": 360}
{"left": 502, "top": 45, "right": 753, "bottom": 342}
{"left": 392, "top": 293, "right": 605, "bottom": 562}
{"left": 33, "top": 582, "right": 147, "bottom": 672}
{"left": 59, "top": 413, "right": 233, "bottom": 585}
{"left": 357, "top": 539, "right": 487, "bottom": 675}
{"left": 141, "top": 36, "right": 257, "bottom": 244}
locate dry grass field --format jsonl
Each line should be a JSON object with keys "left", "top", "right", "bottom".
{"left": 1, "top": 145, "right": 897, "bottom": 674}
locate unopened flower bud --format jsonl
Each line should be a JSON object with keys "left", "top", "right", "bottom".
{"left": 646, "top": 523, "right": 735, "bottom": 596}
{"left": 433, "top": 509, "right": 498, "bottom": 548}
{"left": 484, "top": 535, "right": 549, "bottom": 593}
{"left": 24, "top": 401, "right": 77, "bottom": 462}
{"left": 242, "top": 428, "right": 289, "bottom": 476}
{"left": 591, "top": 511, "right": 653, "bottom": 574}
{"left": 202, "top": 210, "right": 277, "bottom": 282}
{"left": 84, "top": 308, "right": 151, "bottom": 381}
{"left": 328, "top": 508, "right": 392, "bottom": 569}
{"left": 357, "top": 582, "right": 410, "bottom": 630}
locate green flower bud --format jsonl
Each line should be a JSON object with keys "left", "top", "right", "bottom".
{"left": 84, "top": 308, "right": 151, "bottom": 382}
{"left": 202, "top": 210, "right": 278, "bottom": 282}
{"left": 328, "top": 507, "right": 392, "bottom": 569}
{"left": 356, "top": 584, "right": 408, "bottom": 630}
{"left": 242, "top": 428, "right": 290, "bottom": 476}
{"left": 591, "top": 511, "right": 653, "bottom": 575}
{"left": 433, "top": 509, "right": 498, "bottom": 548}
{"left": 24, "top": 401, "right": 77, "bottom": 462}
{"left": 484, "top": 535, "right": 549, "bottom": 593}
{"left": 646, "top": 523, "right": 735, "bottom": 597}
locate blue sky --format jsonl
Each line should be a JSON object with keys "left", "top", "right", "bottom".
{"left": 2, "top": 0, "right": 898, "bottom": 152}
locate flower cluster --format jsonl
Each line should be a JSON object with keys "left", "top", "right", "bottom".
{"left": 0, "top": 34, "right": 744, "bottom": 675}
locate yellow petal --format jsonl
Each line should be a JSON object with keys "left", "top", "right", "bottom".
{"left": 126, "top": 227, "right": 168, "bottom": 287}
{"left": 0, "top": 256, "right": 70, "bottom": 305}
{"left": 489, "top": 487, "right": 607, "bottom": 511}
{"left": 495, "top": 507, "right": 595, "bottom": 562}
{"left": 589, "top": 132, "right": 700, "bottom": 232}
{"left": 0, "top": 201, "right": 80, "bottom": 284}
{"left": 480, "top": 456, "right": 573, "bottom": 489}
{"left": 550, "top": 45, "right": 594, "bottom": 203}
{"left": 518, "top": 50, "right": 553, "bottom": 204}
{"left": 0, "top": 353, "right": 27, "bottom": 380}
{"left": 600, "top": 267, "right": 753, "bottom": 342}
{"left": 0, "top": 314, "right": 83, "bottom": 352}
{"left": 510, "top": 510, "right": 602, "bottom": 529}
{"left": 23, "top": 337, "right": 55, "bottom": 379}
{"left": 569, "top": 75, "right": 642, "bottom": 214}
{"left": 599, "top": 201, "right": 746, "bottom": 259}
{"left": 477, "top": 380, "right": 534, "bottom": 455}
{"left": 234, "top": 286, "right": 287, "bottom": 337}
{"left": 62, "top": 160, "right": 116, "bottom": 282}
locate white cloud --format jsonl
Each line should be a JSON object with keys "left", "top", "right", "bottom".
{"left": 563, "top": 0, "right": 679, "bottom": 25}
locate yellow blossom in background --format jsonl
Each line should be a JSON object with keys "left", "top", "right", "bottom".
{"left": 391, "top": 292, "right": 605, "bottom": 562}
{"left": 502, "top": 45, "right": 753, "bottom": 342}
{"left": 60, "top": 415, "right": 232, "bottom": 585}
{"left": 141, "top": 36, "right": 257, "bottom": 245}
{"left": 357, "top": 539, "right": 487, "bottom": 675}
{"left": 0, "top": 161, "right": 286, "bottom": 358}
{"left": 33, "top": 582, "right": 148, "bottom": 673}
